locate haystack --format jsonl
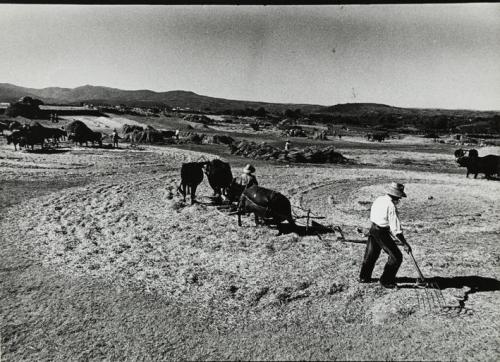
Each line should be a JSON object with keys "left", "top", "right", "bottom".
{"left": 228, "top": 141, "right": 348, "bottom": 164}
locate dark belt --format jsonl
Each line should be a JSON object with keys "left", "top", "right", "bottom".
{"left": 371, "top": 222, "right": 390, "bottom": 231}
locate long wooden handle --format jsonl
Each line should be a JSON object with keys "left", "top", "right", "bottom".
{"left": 408, "top": 250, "right": 426, "bottom": 281}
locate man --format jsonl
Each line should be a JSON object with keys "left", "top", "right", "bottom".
{"left": 285, "top": 140, "right": 291, "bottom": 151}
{"left": 112, "top": 129, "right": 119, "bottom": 148}
{"left": 238, "top": 164, "right": 258, "bottom": 189}
{"left": 359, "top": 182, "right": 412, "bottom": 288}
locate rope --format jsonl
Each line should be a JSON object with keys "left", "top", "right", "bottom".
{"left": 291, "top": 204, "right": 323, "bottom": 218}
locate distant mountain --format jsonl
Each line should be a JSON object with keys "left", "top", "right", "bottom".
{"left": 2, "top": 84, "right": 498, "bottom": 133}
{"left": 320, "top": 102, "right": 500, "bottom": 119}
{"left": 0, "top": 83, "right": 323, "bottom": 114}
{"left": 323, "top": 103, "right": 395, "bottom": 114}
{"left": 0, "top": 83, "right": 57, "bottom": 104}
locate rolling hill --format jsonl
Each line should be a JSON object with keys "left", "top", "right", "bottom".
{"left": 322, "top": 102, "right": 500, "bottom": 118}
{"left": 1, "top": 83, "right": 499, "bottom": 133}
{"left": 0, "top": 83, "right": 323, "bottom": 114}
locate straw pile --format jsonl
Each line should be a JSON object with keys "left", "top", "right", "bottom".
{"left": 183, "top": 114, "right": 213, "bottom": 124}
{"left": 176, "top": 132, "right": 235, "bottom": 145}
{"left": 228, "top": 140, "right": 349, "bottom": 164}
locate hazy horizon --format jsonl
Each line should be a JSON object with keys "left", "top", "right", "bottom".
{"left": 1, "top": 4, "right": 499, "bottom": 110}
{"left": 4, "top": 81, "right": 500, "bottom": 112}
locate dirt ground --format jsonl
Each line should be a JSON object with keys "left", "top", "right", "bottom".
{"left": 1, "top": 123, "right": 499, "bottom": 360}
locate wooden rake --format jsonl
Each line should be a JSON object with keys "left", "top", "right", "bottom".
{"left": 406, "top": 249, "right": 448, "bottom": 313}
{"left": 406, "top": 250, "right": 473, "bottom": 316}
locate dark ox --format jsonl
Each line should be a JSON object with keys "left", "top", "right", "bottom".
{"left": 454, "top": 148, "right": 478, "bottom": 158}
{"left": 6, "top": 128, "right": 45, "bottom": 150}
{"left": 6, "top": 130, "right": 26, "bottom": 150}
{"left": 66, "top": 120, "right": 102, "bottom": 147}
{"left": 44, "top": 128, "right": 66, "bottom": 145}
{"left": 203, "top": 159, "right": 233, "bottom": 198}
{"left": 228, "top": 182, "right": 296, "bottom": 235}
{"left": 457, "top": 154, "right": 500, "bottom": 179}
{"left": 177, "top": 162, "right": 206, "bottom": 204}
{"left": 371, "top": 132, "right": 388, "bottom": 142}
{"left": 29, "top": 122, "right": 67, "bottom": 146}
{"left": 366, "top": 132, "right": 388, "bottom": 142}
{"left": 161, "top": 130, "right": 176, "bottom": 138}
{"left": 68, "top": 131, "right": 102, "bottom": 147}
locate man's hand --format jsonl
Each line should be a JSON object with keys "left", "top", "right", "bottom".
{"left": 396, "top": 233, "right": 412, "bottom": 254}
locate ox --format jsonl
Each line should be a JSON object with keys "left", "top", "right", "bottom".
{"left": 370, "top": 132, "right": 388, "bottom": 142}
{"left": 228, "top": 181, "right": 296, "bottom": 235}
{"left": 161, "top": 130, "right": 176, "bottom": 138}
{"left": 68, "top": 131, "right": 102, "bottom": 147}
{"left": 29, "top": 122, "right": 67, "bottom": 146}
{"left": 457, "top": 154, "right": 500, "bottom": 179}
{"left": 66, "top": 120, "right": 102, "bottom": 147}
{"left": 177, "top": 162, "right": 206, "bottom": 204}
{"left": 6, "top": 130, "right": 26, "bottom": 150}
{"left": 44, "top": 127, "right": 66, "bottom": 145}
{"left": 454, "top": 148, "right": 478, "bottom": 158}
{"left": 203, "top": 159, "right": 233, "bottom": 199}
{"left": 6, "top": 128, "right": 45, "bottom": 150}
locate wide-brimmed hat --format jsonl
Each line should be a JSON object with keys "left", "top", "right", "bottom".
{"left": 243, "top": 164, "right": 255, "bottom": 174}
{"left": 385, "top": 182, "right": 407, "bottom": 198}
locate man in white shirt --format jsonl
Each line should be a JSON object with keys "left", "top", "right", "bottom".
{"left": 359, "top": 182, "right": 412, "bottom": 288}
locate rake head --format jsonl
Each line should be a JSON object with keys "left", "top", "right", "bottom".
{"left": 412, "top": 278, "right": 474, "bottom": 316}
{"left": 408, "top": 258, "right": 474, "bottom": 317}
{"left": 412, "top": 277, "right": 447, "bottom": 313}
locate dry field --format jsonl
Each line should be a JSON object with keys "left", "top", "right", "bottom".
{"left": 1, "top": 126, "right": 499, "bottom": 360}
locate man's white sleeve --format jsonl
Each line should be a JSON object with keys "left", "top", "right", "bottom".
{"left": 388, "top": 204, "right": 403, "bottom": 235}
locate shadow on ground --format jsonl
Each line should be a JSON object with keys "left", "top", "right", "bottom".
{"left": 260, "top": 220, "right": 342, "bottom": 238}
{"left": 24, "top": 149, "right": 70, "bottom": 154}
{"left": 396, "top": 275, "right": 500, "bottom": 292}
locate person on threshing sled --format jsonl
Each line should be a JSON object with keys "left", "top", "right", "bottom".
{"left": 228, "top": 164, "right": 259, "bottom": 210}
{"left": 236, "top": 164, "right": 258, "bottom": 189}
{"left": 359, "top": 182, "right": 413, "bottom": 289}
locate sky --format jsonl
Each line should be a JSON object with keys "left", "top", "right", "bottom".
{"left": 0, "top": 4, "right": 499, "bottom": 110}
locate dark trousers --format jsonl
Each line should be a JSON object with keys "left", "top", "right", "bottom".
{"left": 359, "top": 223, "right": 403, "bottom": 284}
